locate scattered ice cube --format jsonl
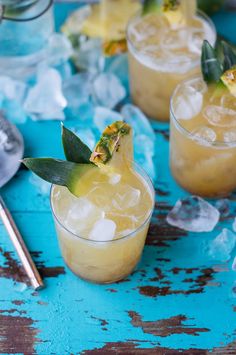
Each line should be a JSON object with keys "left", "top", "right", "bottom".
{"left": 223, "top": 130, "right": 236, "bottom": 143}
{"left": 121, "top": 104, "right": 156, "bottom": 141}
{"left": 29, "top": 173, "right": 50, "bottom": 196}
{"left": 215, "top": 199, "right": 230, "bottom": 217}
{"left": 94, "top": 106, "right": 123, "bottom": 133}
{"left": 92, "top": 73, "right": 126, "bottom": 109}
{"left": 24, "top": 68, "right": 67, "bottom": 120}
{"left": 135, "top": 152, "right": 156, "bottom": 182}
{"left": 89, "top": 219, "right": 116, "bottom": 242}
{"left": 192, "top": 126, "right": 217, "bottom": 145}
{"left": 208, "top": 228, "right": 236, "bottom": 262}
{"left": 73, "top": 38, "right": 105, "bottom": 74}
{"left": 63, "top": 72, "right": 93, "bottom": 105}
{"left": 166, "top": 196, "right": 220, "bottom": 232}
{"left": 203, "top": 105, "right": 236, "bottom": 128}
{"left": 65, "top": 197, "right": 105, "bottom": 234}
{"left": 232, "top": 257, "right": 236, "bottom": 271}
{"left": 232, "top": 218, "right": 236, "bottom": 232}
{"left": 106, "top": 54, "right": 129, "bottom": 88}
{"left": 112, "top": 185, "right": 141, "bottom": 210}
{"left": 0, "top": 76, "right": 27, "bottom": 102}
{"left": 45, "top": 33, "right": 73, "bottom": 67}
{"left": 63, "top": 72, "right": 94, "bottom": 121}
{"left": 174, "top": 86, "right": 203, "bottom": 120}
{"left": 134, "top": 134, "right": 155, "bottom": 156}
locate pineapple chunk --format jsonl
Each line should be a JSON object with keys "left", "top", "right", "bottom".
{"left": 90, "top": 121, "right": 133, "bottom": 171}
{"left": 81, "top": 0, "right": 141, "bottom": 41}
{"left": 221, "top": 67, "right": 236, "bottom": 97}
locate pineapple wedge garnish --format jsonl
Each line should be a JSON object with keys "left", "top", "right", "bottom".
{"left": 221, "top": 67, "right": 236, "bottom": 98}
{"left": 143, "top": 0, "right": 197, "bottom": 26}
{"left": 23, "top": 122, "right": 134, "bottom": 198}
{"left": 90, "top": 121, "right": 133, "bottom": 171}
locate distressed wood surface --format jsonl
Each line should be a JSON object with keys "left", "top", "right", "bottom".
{"left": 0, "top": 3, "right": 236, "bottom": 355}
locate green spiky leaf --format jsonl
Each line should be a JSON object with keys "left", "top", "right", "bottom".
{"left": 23, "top": 158, "right": 96, "bottom": 196}
{"left": 201, "top": 40, "right": 223, "bottom": 84}
{"left": 62, "top": 124, "right": 92, "bottom": 164}
{"left": 222, "top": 41, "right": 236, "bottom": 71}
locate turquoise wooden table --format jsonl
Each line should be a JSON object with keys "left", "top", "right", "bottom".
{"left": 1, "top": 3, "right": 236, "bottom": 355}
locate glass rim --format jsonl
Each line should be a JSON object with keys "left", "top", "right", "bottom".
{"left": 50, "top": 162, "right": 155, "bottom": 244}
{"left": 2, "top": 0, "right": 53, "bottom": 22}
{"left": 126, "top": 9, "right": 217, "bottom": 67}
{"left": 170, "top": 75, "right": 236, "bottom": 148}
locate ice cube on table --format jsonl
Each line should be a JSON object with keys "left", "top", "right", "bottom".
{"left": 24, "top": 68, "right": 67, "bottom": 121}
{"left": 112, "top": 184, "right": 141, "bottom": 211}
{"left": 174, "top": 86, "right": 203, "bottom": 120}
{"left": 63, "top": 73, "right": 94, "bottom": 121}
{"left": 0, "top": 76, "right": 27, "bottom": 102}
{"left": 45, "top": 33, "right": 73, "bottom": 68}
{"left": 203, "top": 105, "right": 236, "bottom": 128}
{"left": 65, "top": 197, "right": 104, "bottom": 234}
{"left": 92, "top": 73, "right": 126, "bottom": 109}
{"left": 192, "top": 126, "right": 217, "bottom": 144}
{"left": 121, "top": 104, "right": 156, "bottom": 141}
{"left": 106, "top": 54, "right": 129, "bottom": 88}
{"left": 94, "top": 106, "right": 123, "bottom": 133}
{"left": 215, "top": 199, "right": 230, "bottom": 217}
{"left": 89, "top": 219, "right": 116, "bottom": 242}
{"left": 73, "top": 38, "right": 105, "bottom": 74}
{"left": 208, "top": 228, "right": 236, "bottom": 262}
{"left": 166, "top": 196, "right": 220, "bottom": 232}
{"left": 134, "top": 134, "right": 155, "bottom": 156}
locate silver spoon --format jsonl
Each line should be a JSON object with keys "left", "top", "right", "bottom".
{"left": 0, "top": 114, "right": 44, "bottom": 290}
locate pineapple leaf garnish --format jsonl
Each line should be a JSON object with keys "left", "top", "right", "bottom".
{"left": 222, "top": 41, "right": 236, "bottom": 72}
{"left": 201, "top": 40, "right": 223, "bottom": 84}
{"left": 62, "top": 124, "right": 92, "bottom": 164}
{"left": 23, "top": 158, "right": 96, "bottom": 197}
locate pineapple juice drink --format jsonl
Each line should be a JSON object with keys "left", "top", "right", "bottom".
{"left": 127, "top": 1, "right": 216, "bottom": 121}
{"left": 170, "top": 77, "right": 236, "bottom": 197}
{"left": 51, "top": 164, "right": 154, "bottom": 283}
{"left": 23, "top": 121, "right": 155, "bottom": 284}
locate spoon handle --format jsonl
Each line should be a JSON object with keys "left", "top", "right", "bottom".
{"left": 0, "top": 196, "right": 44, "bottom": 290}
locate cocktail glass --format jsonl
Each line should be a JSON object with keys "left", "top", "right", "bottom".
{"left": 50, "top": 163, "right": 155, "bottom": 284}
{"left": 127, "top": 8, "right": 216, "bottom": 121}
{"left": 170, "top": 76, "right": 236, "bottom": 197}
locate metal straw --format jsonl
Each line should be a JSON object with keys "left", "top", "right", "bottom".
{"left": 0, "top": 196, "right": 44, "bottom": 290}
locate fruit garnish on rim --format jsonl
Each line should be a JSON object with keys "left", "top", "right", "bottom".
{"left": 61, "top": 0, "right": 141, "bottom": 56}
{"left": 201, "top": 40, "right": 236, "bottom": 98}
{"left": 23, "top": 121, "right": 134, "bottom": 197}
{"left": 142, "top": 0, "right": 197, "bottom": 26}
{"left": 23, "top": 121, "right": 154, "bottom": 284}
